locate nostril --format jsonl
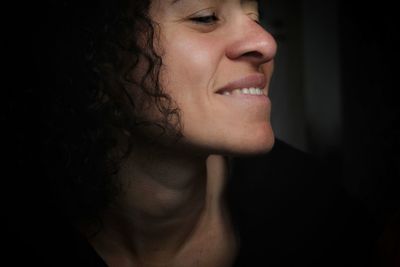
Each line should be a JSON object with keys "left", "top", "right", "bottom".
{"left": 242, "top": 51, "right": 263, "bottom": 58}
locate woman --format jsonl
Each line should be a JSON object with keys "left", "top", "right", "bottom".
{"left": 6, "top": 0, "right": 376, "bottom": 266}
{"left": 33, "top": 0, "right": 275, "bottom": 266}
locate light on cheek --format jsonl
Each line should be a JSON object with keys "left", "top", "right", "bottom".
{"left": 163, "top": 36, "right": 217, "bottom": 90}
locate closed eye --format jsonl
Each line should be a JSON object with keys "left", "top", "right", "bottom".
{"left": 190, "top": 13, "right": 219, "bottom": 24}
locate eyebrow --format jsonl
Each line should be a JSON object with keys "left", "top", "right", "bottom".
{"left": 171, "top": 0, "right": 182, "bottom": 5}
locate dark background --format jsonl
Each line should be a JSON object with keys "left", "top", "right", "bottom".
{"left": 261, "top": 0, "right": 399, "bottom": 230}
{"left": 2, "top": 0, "right": 399, "bottom": 265}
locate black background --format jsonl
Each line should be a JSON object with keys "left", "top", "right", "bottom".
{"left": 2, "top": 0, "right": 399, "bottom": 266}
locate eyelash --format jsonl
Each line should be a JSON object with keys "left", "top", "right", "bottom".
{"left": 190, "top": 13, "right": 219, "bottom": 25}
{"left": 189, "top": 13, "right": 261, "bottom": 26}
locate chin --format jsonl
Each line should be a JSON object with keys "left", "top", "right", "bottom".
{"left": 173, "top": 124, "right": 275, "bottom": 157}
{"left": 233, "top": 135, "right": 274, "bottom": 156}
{"left": 217, "top": 126, "right": 275, "bottom": 156}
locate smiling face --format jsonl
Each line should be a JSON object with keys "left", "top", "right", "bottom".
{"left": 145, "top": 0, "right": 277, "bottom": 156}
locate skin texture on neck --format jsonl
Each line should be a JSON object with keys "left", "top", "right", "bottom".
{"left": 82, "top": 144, "right": 238, "bottom": 267}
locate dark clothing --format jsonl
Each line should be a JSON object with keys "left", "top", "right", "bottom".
{"left": 3, "top": 139, "right": 379, "bottom": 266}
{"left": 228, "top": 139, "right": 379, "bottom": 266}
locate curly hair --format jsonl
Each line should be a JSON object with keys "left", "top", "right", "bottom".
{"left": 37, "top": 0, "right": 182, "bottom": 224}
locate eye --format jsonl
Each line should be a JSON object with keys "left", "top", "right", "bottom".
{"left": 254, "top": 18, "right": 261, "bottom": 25}
{"left": 190, "top": 13, "right": 219, "bottom": 25}
{"left": 247, "top": 12, "right": 260, "bottom": 25}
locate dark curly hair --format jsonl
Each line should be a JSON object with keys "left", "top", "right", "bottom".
{"left": 36, "top": 0, "right": 182, "bottom": 224}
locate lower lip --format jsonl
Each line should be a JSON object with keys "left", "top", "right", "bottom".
{"left": 215, "top": 93, "right": 271, "bottom": 106}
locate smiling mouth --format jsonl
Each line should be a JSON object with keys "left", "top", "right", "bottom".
{"left": 218, "top": 87, "right": 267, "bottom": 96}
{"left": 215, "top": 73, "right": 268, "bottom": 96}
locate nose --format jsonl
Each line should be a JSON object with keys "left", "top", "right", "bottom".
{"left": 225, "top": 19, "right": 277, "bottom": 66}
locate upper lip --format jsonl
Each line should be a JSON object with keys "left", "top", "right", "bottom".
{"left": 215, "top": 73, "right": 267, "bottom": 94}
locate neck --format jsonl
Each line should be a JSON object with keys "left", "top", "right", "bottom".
{"left": 80, "top": 142, "right": 234, "bottom": 266}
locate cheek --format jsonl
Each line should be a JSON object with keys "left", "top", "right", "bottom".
{"left": 159, "top": 35, "right": 224, "bottom": 141}
{"left": 160, "top": 33, "right": 220, "bottom": 100}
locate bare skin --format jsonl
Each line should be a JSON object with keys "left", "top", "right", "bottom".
{"left": 80, "top": 0, "right": 276, "bottom": 266}
{"left": 83, "top": 149, "right": 237, "bottom": 267}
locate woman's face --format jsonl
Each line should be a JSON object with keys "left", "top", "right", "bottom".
{"left": 148, "top": 0, "right": 277, "bottom": 156}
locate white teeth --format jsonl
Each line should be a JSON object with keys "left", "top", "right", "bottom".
{"left": 221, "top": 87, "right": 265, "bottom": 96}
{"left": 232, "top": 89, "right": 241, "bottom": 95}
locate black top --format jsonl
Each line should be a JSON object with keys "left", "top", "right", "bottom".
{"left": 3, "top": 139, "right": 379, "bottom": 266}
{"left": 228, "top": 140, "right": 379, "bottom": 266}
